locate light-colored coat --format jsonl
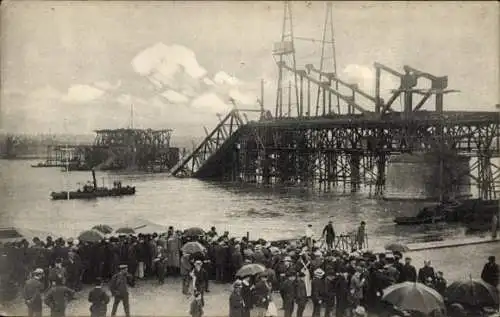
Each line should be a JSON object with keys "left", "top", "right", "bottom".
{"left": 167, "top": 235, "right": 182, "bottom": 268}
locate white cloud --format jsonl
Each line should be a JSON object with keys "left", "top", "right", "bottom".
{"left": 342, "top": 64, "right": 399, "bottom": 94}
{"left": 191, "top": 93, "right": 232, "bottom": 113}
{"left": 30, "top": 85, "right": 63, "bottom": 100}
{"left": 203, "top": 77, "right": 215, "bottom": 86}
{"left": 93, "top": 80, "right": 122, "bottom": 91}
{"left": 62, "top": 84, "right": 105, "bottom": 103}
{"left": 228, "top": 89, "right": 258, "bottom": 105}
{"left": 213, "top": 71, "right": 242, "bottom": 86}
{"left": 131, "top": 43, "right": 207, "bottom": 88}
{"left": 161, "top": 90, "right": 189, "bottom": 104}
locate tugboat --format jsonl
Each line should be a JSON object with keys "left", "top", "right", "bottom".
{"left": 50, "top": 170, "right": 136, "bottom": 200}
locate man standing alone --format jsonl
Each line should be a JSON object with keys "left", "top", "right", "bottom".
{"left": 109, "top": 264, "right": 132, "bottom": 317}
{"left": 322, "top": 221, "right": 335, "bottom": 250}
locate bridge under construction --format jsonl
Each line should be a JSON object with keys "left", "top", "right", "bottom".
{"left": 171, "top": 2, "right": 499, "bottom": 201}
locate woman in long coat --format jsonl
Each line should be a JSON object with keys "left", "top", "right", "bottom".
{"left": 229, "top": 281, "right": 245, "bottom": 317}
{"left": 167, "top": 233, "right": 182, "bottom": 274}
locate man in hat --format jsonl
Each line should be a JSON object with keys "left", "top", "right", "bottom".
{"left": 181, "top": 253, "right": 192, "bottom": 294}
{"left": 252, "top": 273, "right": 270, "bottom": 317}
{"left": 305, "top": 224, "right": 314, "bottom": 250}
{"left": 24, "top": 268, "right": 44, "bottom": 317}
{"left": 109, "top": 264, "right": 131, "bottom": 317}
{"left": 323, "top": 270, "right": 337, "bottom": 317}
{"left": 356, "top": 221, "right": 366, "bottom": 251}
{"left": 191, "top": 260, "right": 208, "bottom": 306}
{"left": 335, "top": 271, "right": 350, "bottom": 317}
{"left": 322, "top": 221, "right": 336, "bottom": 251}
{"left": 241, "top": 276, "right": 253, "bottom": 317}
{"left": 481, "top": 255, "right": 499, "bottom": 288}
{"left": 88, "top": 278, "right": 110, "bottom": 317}
{"left": 311, "top": 268, "right": 324, "bottom": 317}
{"left": 277, "top": 256, "right": 294, "bottom": 307}
{"left": 401, "top": 257, "right": 417, "bottom": 282}
{"left": 48, "top": 258, "right": 67, "bottom": 286}
{"left": 281, "top": 272, "right": 296, "bottom": 317}
{"left": 44, "top": 278, "right": 75, "bottom": 317}
{"left": 417, "top": 260, "right": 436, "bottom": 286}
{"left": 296, "top": 271, "right": 308, "bottom": 317}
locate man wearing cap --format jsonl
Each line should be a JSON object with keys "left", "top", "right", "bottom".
{"left": 401, "top": 257, "right": 417, "bottom": 282}
{"left": 322, "top": 221, "right": 336, "bottom": 251}
{"left": 48, "top": 258, "right": 67, "bottom": 287}
{"left": 311, "top": 269, "right": 324, "bottom": 317}
{"left": 323, "top": 270, "right": 336, "bottom": 317}
{"left": 281, "top": 272, "right": 296, "bottom": 317}
{"left": 241, "top": 276, "right": 253, "bottom": 317}
{"left": 109, "top": 264, "right": 131, "bottom": 317}
{"left": 481, "top": 256, "right": 499, "bottom": 288}
{"left": 23, "top": 268, "right": 44, "bottom": 317}
{"left": 252, "top": 273, "right": 271, "bottom": 317}
{"left": 44, "top": 278, "right": 75, "bottom": 317}
{"left": 88, "top": 278, "right": 110, "bottom": 317}
{"left": 295, "top": 271, "right": 308, "bottom": 317}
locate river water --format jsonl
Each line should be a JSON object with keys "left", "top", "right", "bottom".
{"left": 0, "top": 159, "right": 498, "bottom": 281}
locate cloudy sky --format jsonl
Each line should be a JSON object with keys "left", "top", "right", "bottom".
{"left": 0, "top": 1, "right": 498, "bottom": 137}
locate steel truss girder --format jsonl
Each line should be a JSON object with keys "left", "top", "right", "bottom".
{"left": 228, "top": 120, "right": 499, "bottom": 198}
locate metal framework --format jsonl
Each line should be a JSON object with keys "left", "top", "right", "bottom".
{"left": 91, "top": 128, "right": 176, "bottom": 171}
{"left": 170, "top": 3, "right": 499, "bottom": 201}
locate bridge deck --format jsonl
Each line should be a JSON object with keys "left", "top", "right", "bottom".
{"left": 251, "top": 111, "right": 499, "bottom": 129}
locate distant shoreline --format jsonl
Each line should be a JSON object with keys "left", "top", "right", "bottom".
{"left": 0, "top": 156, "right": 44, "bottom": 160}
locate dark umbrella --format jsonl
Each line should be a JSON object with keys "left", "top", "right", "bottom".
{"left": 181, "top": 241, "right": 206, "bottom": 254}
{"left": 385, "top": 243, "right": 410, "bottom": 253}
{"left": 184, "top": 227, "right": 205, "bottom": 237}
{"left": 235, "top": 263, "right": 266, "bottom": 278}
{"left": 115, "top": 227, "right": 135, "bottom": 234}
{"left": 382, "top": 282, "right": 445, "bottom": 315}
{"left": 445, "top": 278, "right": 499, "bottom": 308}
{"left": 92, "top": 224, "right": 113, "bottom": 234}
{"left": 78, "top": 229, "right": 104, "bottom": 243}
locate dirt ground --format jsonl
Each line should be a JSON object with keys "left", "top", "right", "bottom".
{"left": 0, "top": 277, "right": 321, "bottom": 317}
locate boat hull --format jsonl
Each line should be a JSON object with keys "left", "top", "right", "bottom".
{"left": 50, "top": 187, "right": 136, "bottom": 200}
{"left": 394, "top": 216, "right": 445, "bottom": 225}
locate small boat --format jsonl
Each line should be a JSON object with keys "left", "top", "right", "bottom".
{"left": 394, "top": 215, "right": 446, "bottom": 225}
{"left": 50, "top": 170, "right": 136, "bottom": 200}
{"left": 394, "top": 204, "right": 447, "bottom": 225}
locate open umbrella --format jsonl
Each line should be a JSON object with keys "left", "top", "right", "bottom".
{"left": 78, "top": 229, "right": 104, "bottom": 243}
{"left": 184, "top": 227, "right": 204, "bottom": 237}
{"left": 235, "top": 263, "right": 266, "bottom": 278}
{"left": 382, "top": 282, "right": 445, "bottom": 315}
{"left": 92, "top": 224, "right": 113, "bottom": 234}
{"left": 115, "top": 227, "right": 135, "bottom": 234}
{"left": 385, "top": 243, "right": 410, "bottom": 253}
{"left": 445, "top": 278, "right": 499, "bottom": 307}
{"left": 181, "top": 241, "right": 206, "bottom": 254}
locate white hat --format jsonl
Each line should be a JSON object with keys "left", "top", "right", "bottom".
{"left": 314, "top": 268, "right": 325, "bottom": 278}
{"left": 33, "top": 268, "right": 44, "bottom": 275}
{"left": 284, "top": 256, "right": 292, "bottom": 262}
{"left": 354, "top": 306, "right": 366, "bottom": 316}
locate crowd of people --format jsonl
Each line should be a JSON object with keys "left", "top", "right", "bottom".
{"left": 0, "top": 222, "right": 498, "bottom": 317}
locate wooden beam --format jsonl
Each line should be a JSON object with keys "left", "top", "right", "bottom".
{"left": 306, "top": 65, "right": 377, "bottom": 103}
